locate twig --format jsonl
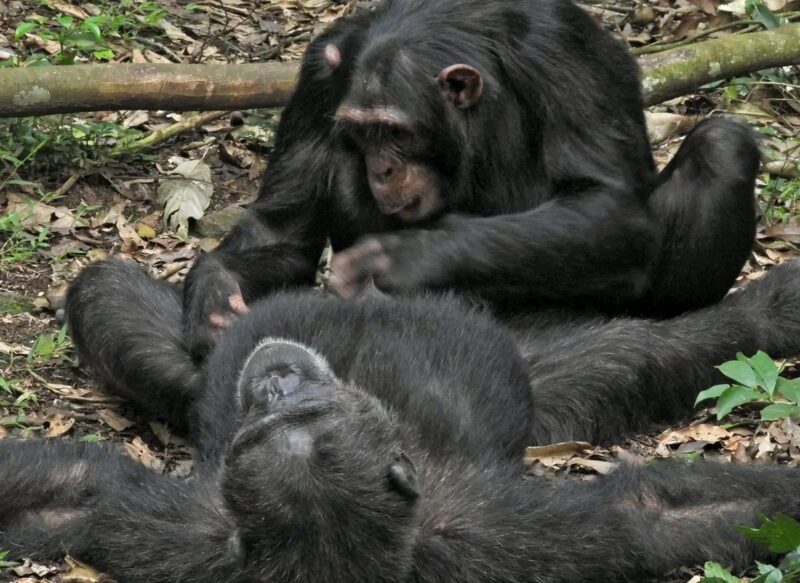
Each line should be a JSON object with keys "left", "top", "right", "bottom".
{"left": 157, "top": 260, "right": 190, "bottom": 280}
{"left": 137, "top": 36, "right": 184, "bottom": 64}
{"left": 632, "top": 12, "right": 800, "bottom": 56}
{"left": 55, "top": 172, "right": 80, "bottom": 197}
{"left": 110, "top": 111, "right": 228, "bottom": 156}
{"left": 631, "top": 21, "right": 758, "bottom": 55}
{"left": 764, "top": 159, "right": 800, "bottom": 178}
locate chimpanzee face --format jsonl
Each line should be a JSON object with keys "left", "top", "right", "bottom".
{"left": 330, "top": 40, "right": 484, "bottom": 224}
{"left": 336, "top": 117, "right": 444, "bottom": 223}
{"left": 221, "top": 339, "right": 419, "bottom": 579}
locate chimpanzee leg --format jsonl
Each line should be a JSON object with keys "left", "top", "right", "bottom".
{"left": 0, "top": 439, "right": 142, "bottom": 560}
{"left": 646, "top": 117, "right": 759, "bottom": 316}
{"left": 66, "top": 260, "right": 202, "bottom": 429}
{"left": 509, "top": 261, "right": 800, "bottom": 445}
{"left": 531, "top": 460, "right": 800, "bottom": 579}
{"left": 0, "top": 439, "right": 238, "bottom": 579}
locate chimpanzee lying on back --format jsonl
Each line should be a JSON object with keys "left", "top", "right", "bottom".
{"left": 183, "top": 0, "right": 761, "bottom": 359}
{"left": 4, "top": 260, "right": 800, "bottom": 582}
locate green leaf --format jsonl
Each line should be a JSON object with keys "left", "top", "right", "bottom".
{"left": 718, "top": 360, "right": 759, "bottom": 389}
{"left": 744, "top": 351, "right": 780, "bottom": 395}
{"left": 28, "top": 333, "right": 56, "bottom": 361}
{"left": 716, "top": 386, "right": 763, "bottom": 420}
{"left": 79, "top": 434, "right": 105, "bottom": 443}
{"left": 778, "top": 551, "right": 800, "bottom": 572}
{"left": 82, "top": 20, "right": 104, "bottom": 43}
{"left": 777, "top": 377, "right": 800, "bottom": 404}
{"left": 738, "top": 515, "right": 800, "bottom": 554}
{"left": 0, "top": 548, "right": 17, "bottom": 568}
{"left": 696, "top": 384, "right": 731, "bottom": 406}
{"left": 14, "top": 22, "right": 38, "bottom": 40}
{"left": 701, "top": 562, "right": 742, "bottom": 583}
{"left": 56, "top": 14, "right": 74, "bottom": 29}
{"left": 92, "top": 49, "right": 115, "bottom": 61}
{"left": 750, "top": 562, "right": 783, "bottom": 583}
{"left": 760, "top": 403, "right": 800, "bottom": 421}
{"left": 745, "top": 0, "right": 788, "bottom": 28}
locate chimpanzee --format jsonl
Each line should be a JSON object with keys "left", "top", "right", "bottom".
{"left": 4, "top": 259, "right": 800, "bottom": 581}
{"left": 182, "top": 0, "right": 760, "bottom": 359}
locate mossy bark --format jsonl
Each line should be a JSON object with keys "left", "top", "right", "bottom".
{"left": 0, "top": 24, "right": 798, "bottom": 115}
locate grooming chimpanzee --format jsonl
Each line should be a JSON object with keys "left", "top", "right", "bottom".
{"left": 4, "top": 259, "right": 800, "bottom": 581}
{"left": 183, "top": 0, "right": 760, "bottom": 359}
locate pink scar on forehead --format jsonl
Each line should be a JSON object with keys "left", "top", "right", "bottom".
{"left": 325, "top": 43, "right": 342, "bottom": 68}
{"left": 334, "top": 105, "right": 410, "bottom": 127}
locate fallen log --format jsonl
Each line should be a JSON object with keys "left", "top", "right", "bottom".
{"left": 0, "top": 23, "right": 798, "bottom": 116}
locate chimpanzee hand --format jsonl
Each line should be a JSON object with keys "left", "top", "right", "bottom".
{"left": 331, "top": 229, "right": 452, "bottom": 298}
{"left": 184, "top": 258, "right": 249, "bottom": 360}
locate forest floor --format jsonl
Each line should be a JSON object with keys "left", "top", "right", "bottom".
{"left": 1, "top": 0, "right": 800, "bottom": 581}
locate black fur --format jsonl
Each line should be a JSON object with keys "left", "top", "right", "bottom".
{"left": 183, "top": 0, "right": 759, "bottom": 358}
{"left": 4, "top": 259, "right": 800, "bottom": 581}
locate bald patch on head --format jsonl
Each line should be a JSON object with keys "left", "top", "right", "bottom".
{"left": 325, "top": 43, "right": 342, "bottom": 68}
{"left": 29, "top": 508, "right": 87, "bottom": 528}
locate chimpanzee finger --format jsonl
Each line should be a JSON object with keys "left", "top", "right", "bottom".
{"left": 229, "top": 293, "right": 248, "bottom": 315}
{"left": 331, "top": 239, "right": 391, "bottom": 298}
{"left": 209, "top": 312, "right": 236, "bottom": 329}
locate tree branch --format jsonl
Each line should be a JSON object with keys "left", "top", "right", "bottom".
{"left": 639, "top": 23, "right": 800, "bottom": 105}
{"left": 0, "top": 24, "right": 798, "bottom": 116}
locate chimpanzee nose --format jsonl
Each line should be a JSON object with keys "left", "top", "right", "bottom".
{"left": 367, "top": 155, "right": 402, "bottom": 186}
{"left": 237, "top": 340, "right": 332, "bottom": 413}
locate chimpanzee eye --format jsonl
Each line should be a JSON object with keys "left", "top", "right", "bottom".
{"left": 388, "top": 126, "right": 407, "bottom": 142}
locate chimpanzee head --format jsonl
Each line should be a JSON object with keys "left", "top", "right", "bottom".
{"left": 222, "top": 338, "right": 420, "bottom": 582}
{"left": 331, "top": 34, "right": 485, "bottom": 223}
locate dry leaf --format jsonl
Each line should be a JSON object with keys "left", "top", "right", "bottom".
{"left": 6, "top": 193, "right": 83, "bottom": 229}
{"left": 91, "top": 200, "right": 127, "bottom": 228}
{"left": 755, "top": 434, "right": 778, "bottom": 459}
{"left": 645, "top": 112, "right": 701, "bottom": 144}
{"left": 124, "top": 436, "right": 165, "bottom": 472}
{"left": 566, "top": 457, "right": 617, "bottom": 474}
{"left": 122, "top": 110, "right": 150, "bottom": 129}
{"left": 63, "top": 555, "right": 103, "bottom": 583}
{"left": 43, "top": 413, "right": 75, "bottom": 438}
{"left": 137, "top": 223, "right": 157, "bottom": 239}
{"left": 12, "top": 559, "right": 58, "bottom": 577}
{"left": 44, "top": 384, "right": 118, "bottom": 403}
{"left": 51, "top": 2, "right": 91, "bottom": 19}
{"left": 220, "top": 142, "right": 257, "bottom": 168}
{"left": 157, "top": 160, "right": 214, "bottom": 239}
{"left": 0, "top": 341, "right": 30, "bottom": 355}
{"left": 655, "top": 423, "right": 730, "bottom": 456}
{"left": 170, "top": 459, "right": 194, "bottom": 478}
{"left": 116, "top": 215, "right": 145, "bottom": 251}
{"left": 524, "top": 441, "right": 593, "bottom": 467}
{"left": 97, "top": 408, "right": 135, "bottom": 432}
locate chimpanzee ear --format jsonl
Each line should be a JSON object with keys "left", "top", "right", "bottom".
{"left": 387, "top": 451, "right": 420, "bottom": 500}
{"left": 436, "top": 64, "right": 484, "bottom": 109}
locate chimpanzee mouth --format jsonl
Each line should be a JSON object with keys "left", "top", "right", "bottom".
{"left": 230, "top": 400, "right": 333, "bottom": 456}
{"left": 382, "top": 195, "right": 423, "bottom": 220}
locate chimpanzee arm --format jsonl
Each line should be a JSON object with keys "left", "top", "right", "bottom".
{"left": 183, "top": 34, "right": 345, "bottom": 359}
{"left": 414, "top": 461, "right": 800, "bottom": 581}
{"left": 333, "top": 186, "right": 657, "bottom": 309}
{"left": 0, "top": 440, "right": 243, "bottom": 581}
